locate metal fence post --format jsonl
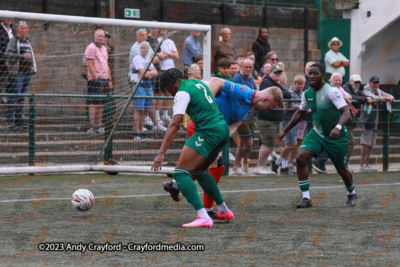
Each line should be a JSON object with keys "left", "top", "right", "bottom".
{"left": 382, "top": 109, "right": 390, "bottom": 171}
{"left": 29, "top": 94, "right": 36, "bottom": 166}
{"left": 104, "top": 94, "right": 114, "bottom": 160}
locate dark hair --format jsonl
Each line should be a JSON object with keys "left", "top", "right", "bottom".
{"left": 159, "top": 68, "right": 184, "bottom": 95}
{"left": 310, "top": 63, "right": 325, "bottom": 74}
{"left": 194, "top": 55, "right": 203, "bottom": 63}
{"left": 218, "top": 58, "right": 231, "bottom": 68}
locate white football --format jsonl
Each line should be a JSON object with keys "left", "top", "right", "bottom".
{"left": 71, "top": 189, "right": 94, "bottom": 211}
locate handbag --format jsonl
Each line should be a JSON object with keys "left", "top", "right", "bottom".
{"left": 360, "top": 105, "right": 377, "bottom": 129}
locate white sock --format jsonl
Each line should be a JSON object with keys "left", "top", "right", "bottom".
{"left": 163, "top": 110, "right": 169, "bottom": 117}
{"left": 155, "top": 110, "right": 160, "bottom": 121}
{"left": 276, "top": 155, "right": 283, "bottom": 166}
{"left": 217, "top": 202, "right": 228, "bottom": 213}
{"left": 282, "top": 159, "right": 289, "bottom": 169}
{"left": 302, "top": 191, "right": 310, "bottom": 199}
{"left": 348, "top": 190, "right": 356, "bottom": 195}
{"left": 205, "top": 208, "right": 213, "bottom": 212}
{"left": 197, "top": 208, "right": 210, "bottom": 219}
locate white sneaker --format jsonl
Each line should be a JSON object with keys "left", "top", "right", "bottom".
{"left": 144, "top": 116, "right": 154, "bottom": 127}
{"left": 158, "top": 120, "right": 165, "bottom": 126}
{"left": 133, "top": 126, "right": 148, "bottom": 132}
{"left": 231, "top": 168, "right": 245, "bottom": 175}
{"left": 254, "top": 166, "right": 275, "bottom": 175}
{"left": 359, "top": 164, "right": 371, "bottom": 172}
{"left": 161, "top": 114, "right": 172, "bottom": 124}
{"left": 153, "top": 124, "right": 167, "bottom": 133}
{"left": 97, "top": 127, "right": 105, "bottom": 133}
{"left": 268, "top": 151, "right": 279, "bottom": 161}
{"left": 229, "top": 152, "right": 236, "bottom": 161}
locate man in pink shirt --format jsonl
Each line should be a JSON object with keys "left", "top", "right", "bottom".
{"left": 85, "top": 29, "right": 113, "bottom": 133}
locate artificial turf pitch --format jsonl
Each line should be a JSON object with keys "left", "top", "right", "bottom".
{"left": 0, "top": 171, "right": 399, "bottom": 266}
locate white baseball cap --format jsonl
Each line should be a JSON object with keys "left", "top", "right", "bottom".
{"left": 350, "top": 74, "right": 362, "bottom": 82}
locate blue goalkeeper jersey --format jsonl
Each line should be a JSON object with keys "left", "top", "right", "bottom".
{"left": 215, "top": 81, "right": 256, "bottom": 125}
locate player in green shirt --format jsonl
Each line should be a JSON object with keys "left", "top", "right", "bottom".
{"left": 277, "top": 63, "right": 357, "bottom": 208}
{"left": 151, "top": 68, "right": 234, "bottom": 227}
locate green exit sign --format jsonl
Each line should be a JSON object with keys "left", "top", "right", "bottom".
{"left": 125, "top": 8, "right": 140, "bottom": 18}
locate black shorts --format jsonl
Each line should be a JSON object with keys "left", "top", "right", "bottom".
{"left": 87, "top": 78, "right": 108, "bottom": 105}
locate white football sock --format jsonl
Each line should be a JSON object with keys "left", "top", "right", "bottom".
{"left": 302, "top": 191, "right": 310, "bottom": 199}
{"left": 217, "top": 202, "right": 228, "bottom": 213}
{"left": 163, "top": 110, "right": 169, "bottom": 117}
{"left": 347, "top": 190, "right": 356, "bottom": 195}
{"left": 155, "top": 110, "right": 160, "bottom": 121}
{"left": 282, "top": 159, "right": 289, "bottom": 169}
{"left": 197, "top": 208, "right": 210, "bottom": 219}
{"left": 276, "top": 155, "right": 283, "bottom": 166}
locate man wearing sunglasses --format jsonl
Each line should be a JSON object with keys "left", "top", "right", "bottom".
{"left": 325, "top": 37, "right": 349, "bottom": 82}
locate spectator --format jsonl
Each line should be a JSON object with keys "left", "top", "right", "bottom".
{"left": 187, "top": 63, "right": 202, "bottom": 80}
{"left": 5, "top": 21, "right": 37, "bottom": 129}
{"left": 193, "top": 55, "right": 203, "bottom": 79}
{"left": 235, "top": 54, "right": 245, "bottom": 73}
{"left": 256, "top": 62, "right": 271, "bottom": 85}
{"left": 229, "top": 61, "right": 239, "bottom": 78}
{"left": 343, "top": 74, "right": 372, "bottom": 169}
{"left": 231, "top": 59, "right": 257, "bottom": 175}
{"left": 252, "top": 28, "right": 271, "bottom": 73}
{"left": 83, "top": 29, "right": 112, "bottom": 134}
{"left": 146, "top": 28, "right": 162, "bottom": 129}
{"left": 312, "top": 73, "right": 352, "bottom": 173}
{"left": 303, "top": 61, "right": 315, "bottom": 89}
{"left": 0, "top": 17, "right": 14, "bottom": 104}
{"left": 131, "top": 42, "right": 162, "bottom": 139}
{"left": 256, "top": 64, "right": 291, "bottom": 175}
{"left": 212, "top": 28, "right": 234, "bottom": 73}
{"left": 212, "top": 58, "right": 232, "bottom": 81}
{"left": 182, "top": 31, "right": 202, "bottom": 74}
{"left": 264, "top": 51, "right": 287, "bottom": 85}
{"left": 157, "top": 29, "right": 179, "bottom": 125}
{"left": 359, "top": 76, "right": 394, "bottom": 171}
{"left": 245, "top": 51, "right": 261, "bottom": 82}
{"left": 129, "top": 28, "right": 157, "bottom": 78}
{"left": 274, "top": 75, "right": 306, "bottom": 174}
{"left": 324, "top": 37, "right": 349, "bottom": 81}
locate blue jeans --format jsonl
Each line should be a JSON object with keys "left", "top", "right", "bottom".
{"left": 6, "top": 73, "right": 32, "bottom": 123}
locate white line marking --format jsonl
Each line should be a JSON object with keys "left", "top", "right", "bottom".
{"left": 0, "top": 183, "right": 399, "bottom": 203}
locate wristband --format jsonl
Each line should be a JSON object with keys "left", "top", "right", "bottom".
{"left": 335, "top": 124, "right": 342, "bottom": 130}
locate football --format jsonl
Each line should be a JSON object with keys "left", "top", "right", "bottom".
{"left": 71, "top": 189, "right": 95, "bottom": 211}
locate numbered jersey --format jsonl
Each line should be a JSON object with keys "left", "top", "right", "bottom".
{"left": 173, "top": 79, "right": 226, "bottom": 131}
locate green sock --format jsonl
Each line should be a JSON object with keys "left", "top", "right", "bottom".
{"left": 345, "top": 181, "right": 355, "bottom": 193}
{"left": 191, "top": 171, "right": 224, "bottom": 205}
{"left": 299, "top": 179, "right": 310, "bottom": 192}
{"left": 173, "top": 168, "right": 203, "bottom": 210}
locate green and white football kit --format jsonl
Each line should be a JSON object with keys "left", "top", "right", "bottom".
{"left": 299, "top": 83, "right": 348, "bottom": 167}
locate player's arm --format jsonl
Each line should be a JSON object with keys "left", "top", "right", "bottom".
{"left": 152, "top": 91, "right": 190, "bottom": 173}
{"left": 152, "top": 114, "right": 183, "bottom": 173}
{"left": 329, "top": 87, "right": 350, "bottom": 140}
{"left": 277, "top": 93, "right": 308, "bottom": 145}
{"left": 277, "top": 108, "right": 307, "bottom": 145}
{"left": 206, "top": 77, "right": 226, "bottom": 97}
{"left": 228, "top": 121, "right": 242, "bottom": 137}
{"left": 331, "top": 105, "right": 350, "bottom": 140}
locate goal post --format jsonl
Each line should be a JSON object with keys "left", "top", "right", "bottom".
{"left": 0, "top": 10, "right": 211, "bottom": 175}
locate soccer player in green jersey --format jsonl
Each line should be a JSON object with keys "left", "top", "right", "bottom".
{"left": 277, "top": 63, "right": 357, "bottom": 208}
{"left": 151, "top": 68, "right": 234, "bottom": 227}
